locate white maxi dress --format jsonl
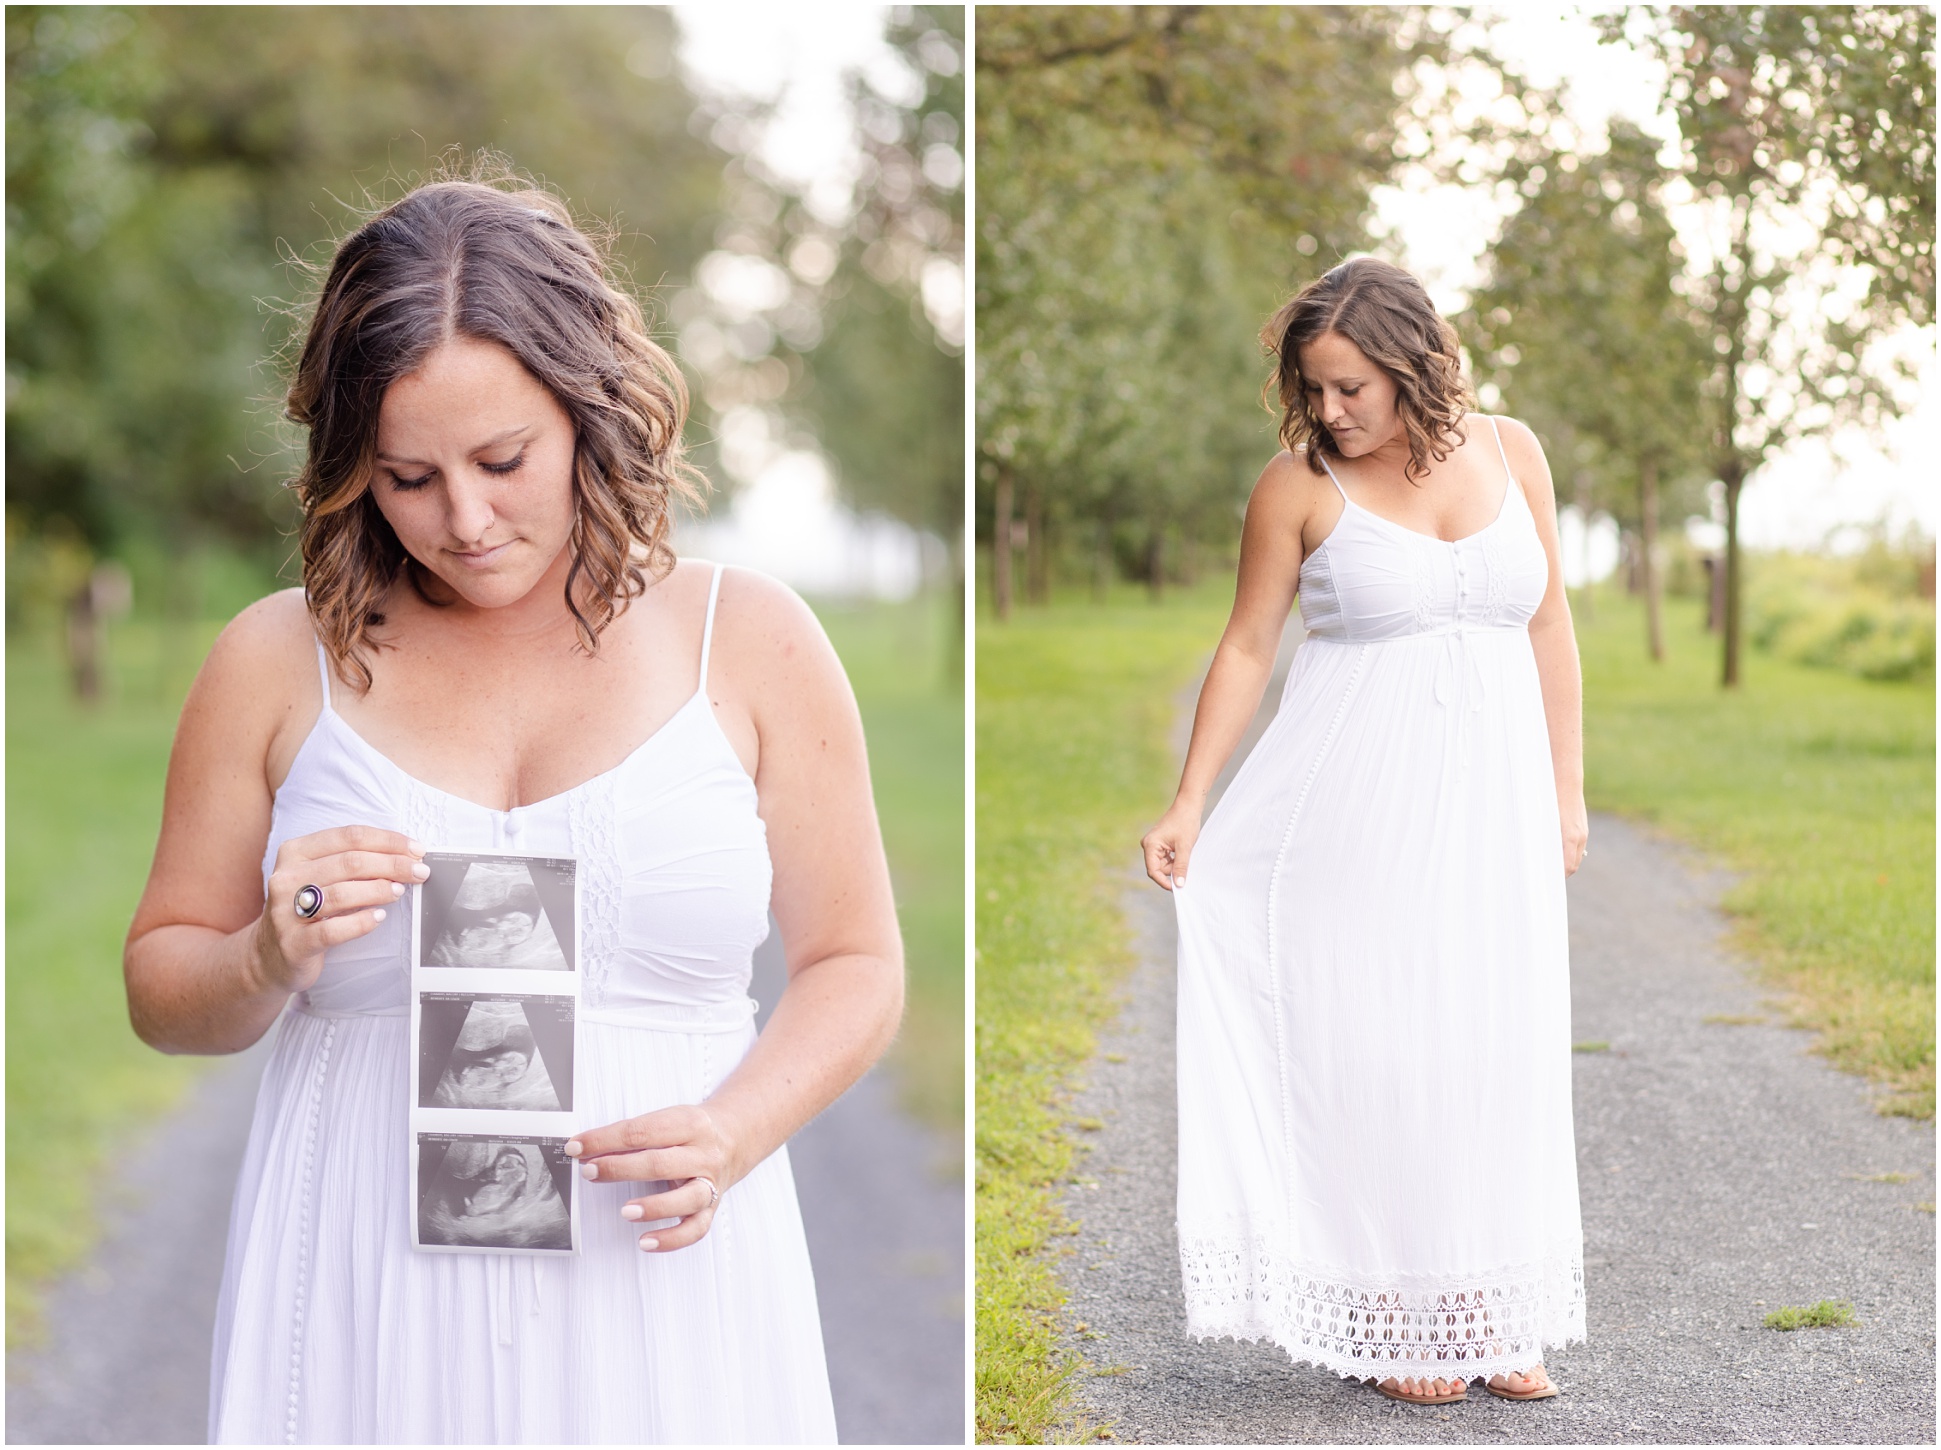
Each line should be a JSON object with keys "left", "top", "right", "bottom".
{"left": 209, "top": 564, "right": 838, "bottom": 1443}
{"left": 1173, "top": 420, "right": 1586, "bottom": 1383}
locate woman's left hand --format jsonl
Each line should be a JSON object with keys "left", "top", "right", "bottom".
{"left": 566, "top": 1104, "right": 743, "bottom": 1252}
{"left": 1560, "top": 792, "right": 1590, "bottom": 878}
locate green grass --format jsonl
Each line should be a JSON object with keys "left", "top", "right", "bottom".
{"left": 1579, "top": 590, "right": 1934, "bottom": 1117}
{"left": 815, "top": 592, "right": 966, "bottom": 1135}
{"left": 6, "top": 618, "right": 223, "bottom": 1347}
{"left": 975, "top": 580, "right": 1230, "bottom": 1444}
{"left": 5, "top": 591, "right": 962, "bottom": 1347}
{"left": 1764, "top": 1299, "right": 1858, "bottom": 1331}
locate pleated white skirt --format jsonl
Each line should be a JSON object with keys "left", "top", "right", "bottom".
{"left": 209, "top": 1007, "right": 836, "bottom": 1444}
{"left": 1174, "top": 629, "right": 1585, "bottom": 1381}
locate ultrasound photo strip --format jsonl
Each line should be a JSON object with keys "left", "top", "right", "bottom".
{"left": 410, "top": 850, "right": 582, "bottom": 1255}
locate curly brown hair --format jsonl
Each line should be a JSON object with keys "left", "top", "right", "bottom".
{"left": 286, "top": 160, "right": 702, "bottom": 689}
{"left": 1262, "top": 257, "right": 1471, "bottom": 484}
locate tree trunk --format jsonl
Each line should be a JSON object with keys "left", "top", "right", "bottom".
{"left": 1092, "top": 512, "right": 1112, "bottom": 603}
{"left": 1640, "top": 458, "right": 1664, "bottom": 663}
{"left": 948, "top": 531, "right": 965, "bottom": 693}
{"left": 1717, "top": 196, "right": 1753, "bottom": 690}
{"left": 992, "top": 467, "right": 1014, "bottom": 622}
{"left": 1721, "top": 462, "right": 1744, "bottom": 688}
{"left": 1024, "top": 482, "right": 1048, "bottom": 606}
{"left": 1573, "top": 468, "right": 1595, "bottom": 622}
{"left": 65, "top": 580, "right": 102, "bottom": 704}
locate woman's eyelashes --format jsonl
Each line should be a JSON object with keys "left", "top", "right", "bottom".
{"left": 387, "top": 449, "right": 526, "bottom": 491}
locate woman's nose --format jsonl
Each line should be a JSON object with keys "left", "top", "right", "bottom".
{"left": 445, "top": 477, "right": 496, "bottom": 542}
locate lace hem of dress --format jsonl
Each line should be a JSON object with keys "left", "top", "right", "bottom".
{"left": 1179, "top": 1236, "right": 1586, "bottom": 1380}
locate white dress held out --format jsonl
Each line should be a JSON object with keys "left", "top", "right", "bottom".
{"left": 1173, "top": 420, "right": 1586, "bottom": 1383}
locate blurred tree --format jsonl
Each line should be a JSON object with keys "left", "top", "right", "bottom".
{"left": 974, "top": 5, "right": 1438, "bottom": 615}
{"left": 1463, "top": 121, "right": 1714, "bottom": 661}
{"left": 666, "top": 6, "right": 964, "bottom": 679}
{"left": 1599, "top": 5, "right": 1936, "bottom": 686}
{"left": 7, "top": 6, "right": 720, "bottom": 603}
{"left": 790, "top": 6, "right": 965, "bottom": 649}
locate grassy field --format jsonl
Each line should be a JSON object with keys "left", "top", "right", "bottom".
{"left": 5, "top": 620, "right": 222, "bottom": 1348}
{"left": 975, "top": 581, "right": 1231, "bottom": 1443}
{"left": 5, "top": 590, "right": 962, "bottom": 1347}
{"left": 1577, "top": 589, "right": 1933, "bottom": 1117}
{"left": 973, "top": 576, "right": 1933, "bottom": 1441}
{"left": 816, "top": 593, "right": 966, "bottom": 1133}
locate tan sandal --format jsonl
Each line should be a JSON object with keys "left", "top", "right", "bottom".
{"left": 1368, "top": 1375, "right": 1468, "bottom": 1405}
{"left": 1482, "top": 1369, "right": 1558, "bottom": 1401}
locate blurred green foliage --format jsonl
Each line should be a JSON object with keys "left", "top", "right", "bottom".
{"left": 1745, "top": 544, "right": 1936, "bottom": 682}
{"left": 1594, "top": 5, "right": 1935, "bottom": 684}
{"left": 803, "top": 7, "right": 964, "bottom": 554}
{"left": 974, "top": 6, "right": 1438, "bottom": 604}
{"left": 6, "top": 5, "right": 721, "bottom": 569}
{"left": 1462, "top": 120, "right": 1715, "bottom": 656}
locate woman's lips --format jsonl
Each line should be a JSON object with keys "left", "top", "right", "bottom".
{"left": 450, "top": 542, "right": 511, "bottom": 568}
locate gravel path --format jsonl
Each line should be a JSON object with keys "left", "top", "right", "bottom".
{"left": 1054, "top": 632, "right": 1935, "bottom": 1444}
{"left": 7, "top": 924, "right": 963, "bottom": 1445}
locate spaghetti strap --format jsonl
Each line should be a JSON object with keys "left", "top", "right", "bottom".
{"left": 1487, "top": 415, "right": 1516, "bottom": 484}
{"left": 1316, "top": 452, "right": 1351, "bottom": 503}
{"left": 313, "top": 638, "right": 333, "bottom": 712}
{"left": 698, "top": 563, "right": 725, "bottom": 691}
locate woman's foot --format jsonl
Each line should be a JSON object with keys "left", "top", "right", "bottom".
{"left": 1483, "top": 1365, "right": 1558, "bottom": 1400}
{"left": 1370, "top": 1375, "right": 1467, "bottom": 1404}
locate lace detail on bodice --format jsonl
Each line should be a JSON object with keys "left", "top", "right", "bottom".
{"left": 401, "top": 778, "right": 447, "bottom": 859}
{"left": 1179, "top": 1237, "right": 1586, "bottom": 1380}
{"left": 568, "top": 778, "right": 621, "bottom": 1007}
{"left": 1480, "top": 507, "right": 1511, "bottom": 620}
{"left": 1410, "top": 547, "right": 1438, "bottom": 634}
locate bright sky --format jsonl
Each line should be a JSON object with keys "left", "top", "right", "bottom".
{"left": 1373, "top": 5, "right": 1936, "bottom": 554}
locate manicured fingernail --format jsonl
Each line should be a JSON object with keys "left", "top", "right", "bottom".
{"left": 580, "top": 1162, "right": 598, "bottom": 1180}
{"left": 564, "top": 1139, "right": 583, "bottom": 1157}
{"left": 372, "top": 908, "right": 386, "bottom": 922}
{"left": 390, "top": 882, "right": 405, "bottom": 898}
{"left": 408, "top": 839, "right": 425, "bottom": 856}
{"left": 621, "top": 1204, "right": 644, "bottom": 1221}
{"left": 638, "top": 1236, "right": 658, "bottom": 1252}
{"left": 411, "top": 862, "right": 430, "bottom": 880}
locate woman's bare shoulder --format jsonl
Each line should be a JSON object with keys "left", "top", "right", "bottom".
{"left": 186, "top": 587, "right": 323, "bottom": 743}
{"left": 704, "top": 562, "right": 830, "bottom": 665}
{"left": 1481, "top": 415, "right": 1551, "bottom": 474}
{"left": 1252, "top": 448, "right": 1331, "bottom": 508}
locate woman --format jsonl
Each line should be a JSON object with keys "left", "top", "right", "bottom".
{"left": 123, "top": 171, "right": 904, "bottom": 1443}
{"left": 1141, "top": 257, "right": 1587, "bottom": 1407}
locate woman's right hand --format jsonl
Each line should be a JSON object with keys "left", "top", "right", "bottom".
{"left": 1141, "top": 800, "right": 1204, "bottom": 892}
{"left": 253, "top": 826, "right": 428, "bottom": 994}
